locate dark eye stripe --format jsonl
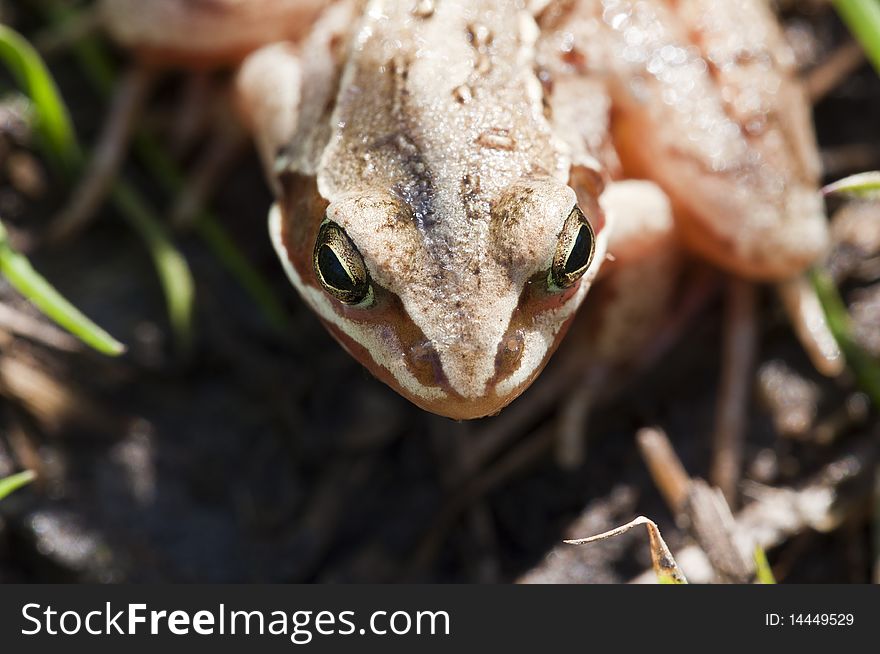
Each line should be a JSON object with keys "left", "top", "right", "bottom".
{"left": 564, "top": 224, "right": 592, "bottom": 276}
{"left": 317, "top": 243, "right": 354, "bottom": 292}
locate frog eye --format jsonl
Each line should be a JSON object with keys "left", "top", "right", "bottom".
{"left": 549, "top": 206, "right": 596, "bottom": 290}
{"left": 313, "top": 221, "right": 372, "bottom": 305}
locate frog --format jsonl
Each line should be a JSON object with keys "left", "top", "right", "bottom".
{"left": 99, "top": 0, "right": 830, "bottom": 420}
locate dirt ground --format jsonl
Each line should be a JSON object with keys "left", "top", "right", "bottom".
{"left": 0, "top": 2, "right": 878, "bottom": 583}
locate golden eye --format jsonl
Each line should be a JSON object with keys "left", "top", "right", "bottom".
{"left": 313, "top": 221, "right": 372, "bottom": 305}
{"left": 550, "top": 206, "right": 595, "bottom": 290}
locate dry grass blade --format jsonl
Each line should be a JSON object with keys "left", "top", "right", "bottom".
{"left": 685, "top": 480, "right": 755, "bottom": 583}
{"left": 0, "top": 354, "right": 112, "bottom": 432}
{"left": 0, "top": 302, "right": 81, "bottom": 352}
{"left": 632, "top": 435, "right": 879, "bottom": 583}
{"left": 565, "top": 516, "right": 688, "bottom": 584}
{"left": 777, "top": 277, "right": 845, "bottom": 377}
{"left": 639, "top": 427, "right": 756, "bottom": 583}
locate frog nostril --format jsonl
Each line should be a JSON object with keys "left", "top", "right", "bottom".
{"left": 494, "top": 329, "right": 525, "bottom": 380}
{"left": 406, "top": 340, "right": 446, "bottom": 388}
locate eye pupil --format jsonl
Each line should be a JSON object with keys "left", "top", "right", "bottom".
{"left": 550, "top": 206, "right": 596, "bottom": 290}
{"left": 317, "top": 243, "right": 354, "bottom": 292}
{"left": 565, "top": 224, "right": 591, "bottom": 275}
{"left": 313, "top": 221, "right": 372, "bottom": 305}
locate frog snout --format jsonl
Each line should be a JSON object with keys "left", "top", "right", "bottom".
{"left": 395, "top": 329, "right": 544, "bottom": 420}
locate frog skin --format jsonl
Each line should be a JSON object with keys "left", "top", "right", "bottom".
{"left": 100, "top": 0, "right": 829, "bottom": 420}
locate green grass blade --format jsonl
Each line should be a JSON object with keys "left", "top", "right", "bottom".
{"left": 834, "top": 0, "right": 880, "bottom": 75}
{"left": 194, "top": 218, "right": 288, "bottom": 330}
{"left": 0, "top": 22, "right": 195, "bottom": 351}
{"left": 0, "top": 469, "right": 36, "bottom": 501}
{"left": 811, "top": 268, "right": 880, "bottom": 407}
{"left": 111, "top": 182, "right": 195, "bottom": 351}
{"left": 36, "top": 2, "right": 288, "bottom": 331}
{"left": 753, "top": 546, "right": 777, "bottom": 584}
{"left": 823, "top": 171, "right": 880, "bottom": 199}
{"left": 0, "top": 25, "right": 128, "bottom": 355}
{"left": 135, "top": 135, "right": 289, "bottom": 330}
{"left": 0, "top": 24, "right": 80, "bottom": 172}
{"left": 0, "top": 219, "right": 125, "bottom": 355}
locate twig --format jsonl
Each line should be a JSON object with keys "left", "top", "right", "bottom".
{"left": 685, "top": 479, "right": 755, "bottom": 582}
{"left": 33, "top": 6, "right": 101, "bottom": 57}
{"left": 821, "top": 144, "right": 880, "bottom": 178}
{"left": 38, "top": 0, "right": 288, "bottom": 331}
{"left": 636, "top": 427, "right": 690, "bottom": 513}
{"left": 49, "top": 65, "right": 155, "bottom": 243}
{"left": 4, "top": 408, "right": 44, "bottom": 486}
{"left": 170, "top": 74, "right": 214, "bottom": 157}
{"left": 0, "top": 302, "right": 81, "bottom": 352}
{"left": 554, "top": 371, "right": 599, "bottom": 469}
{"left": 462, "top": 365, "right": 580, "bottom": 478}
{"left": 806, "top": 40, "right": 865, "bottom": 103}
{"left": 638, "top": 426, "right": 755, "bottom": 583}
{"left": 406, "top": 426, "right": 556, "bottom": 578}
{"left": 170, "top": 122, "right": 247, "bottom": 230}
{"left": 711, "top": 278, "right": 757, "bottom": 506}
{"left": 283, "top": 459, "right": 375, "bottom": 582}
{"left": 632, "top": 434, "right": 879, "bottom": 583}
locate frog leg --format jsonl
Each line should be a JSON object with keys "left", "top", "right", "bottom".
{"left": 602, "top": 0, "right": 829, "bottom": 282}
{"left": 234, "top": 44, "right": 304, "bottom": 188}
{"left": 578, "top": 181, "right": 683, "bottom": 364}
{"left": 235, "top": 1, "right": 355, "bottom": 189}
{"left": 607, "top": 0, "right": 843, "bottom": 375}
{"left": 555, "top": 180, "right": 687, "bottom": 467}
{"left": 535, "top": 39, "right": 690, "bottom": 464}
{"left": 234, "top": 0, "right": 355, "bottom": 327}
{"left": 99, "top": 0, "right": 331, "bottom": 68}
{"left": 538, "top": 0, "right": 840, "bottom": 380}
